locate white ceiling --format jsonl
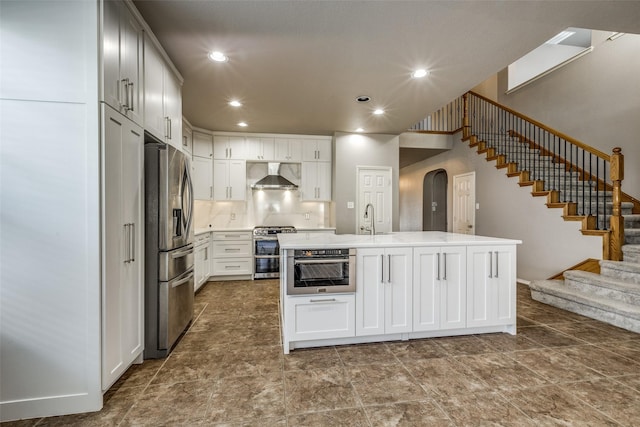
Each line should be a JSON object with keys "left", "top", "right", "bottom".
{"left": 133, "top": 1, "right": 640, "bottom": 136}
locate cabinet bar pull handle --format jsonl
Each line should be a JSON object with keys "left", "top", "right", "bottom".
{"left": 495, "top": 251, "right": 499, "bottom": 278}
{"left": 130, "top": 223, "right": 135, "bottom": 262}
{"left": 123, "top": 224, "right": 129, "bottom": 263}
{"left": 381, "top": 254, "right": 384, "bottom": 283}
{"left": 310, "top": 298, "right": 337, "bottom": 303}
{"left": 127, "top": 81, "right": 134, "bottom": 112}
{"left": 387, "top": 254, "right": 391, "bottom": 283}
{"left": 489, "top": 252, "right": 493, "bottom": 278}
{"left": 443, "top": 252, "right": 447, "bottom": 280}
{"left": 436, "top": 252, "right": 440, "bottom": 280}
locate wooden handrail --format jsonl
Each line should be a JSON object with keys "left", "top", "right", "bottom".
{"left": 468, "top": 91, "right": 611, "bottom": 161}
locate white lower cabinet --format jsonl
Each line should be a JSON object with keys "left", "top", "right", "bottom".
{"left": 413, "top": 246, "right": 466, "bottom": 331}
{"left": 210, "top": 231, "right": 253, "bottom": 277}
{"left": 467, "top": 245, "right": 516, "bottom": 327}
{"left": 355, "top": 247, "right": 412, "bottom": 336}
{"left": 285, "top": 295, "right": 355, "bottom": 341}
{"left": 194, "top": 233, "right": 211, "bottom": 292}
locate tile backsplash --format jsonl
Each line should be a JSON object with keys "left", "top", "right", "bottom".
{"left": 194, "top": 162, "right": 333, "bottom": 229}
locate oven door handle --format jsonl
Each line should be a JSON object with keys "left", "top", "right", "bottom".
{"left": 293, "top": 258, "right": 347, "bottom": 265}
{"left": 254, "top": 236, "right": 278, "bottom": 241}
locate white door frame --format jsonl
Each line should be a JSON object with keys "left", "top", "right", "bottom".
{"left": 452, "top": 171, "right": 476, "bottom": 235}
{"left": 356, "top": 166, "right": 392, "bottom": 234}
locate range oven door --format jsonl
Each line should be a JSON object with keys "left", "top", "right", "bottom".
{"left": 287, "top": 249, "right": 355, "bottom": 295}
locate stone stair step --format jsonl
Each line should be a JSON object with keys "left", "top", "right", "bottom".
{"left": 600, "top": 260, "right": 640, "bottom": 283}
{"left": 623, "top": 245, "right": 640, "bottom": 264}
{"left": 529, "top": 280, "right": 640, "bottom": 333}
{"left": 563, "top": 270, "right": 640, "bottom": 305}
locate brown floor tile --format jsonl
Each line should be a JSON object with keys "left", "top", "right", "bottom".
{"left": 346, "top": 364, "right": 431, "bottom": 405}
{"left": 364, "top": 401, "right": 453, "bottom": 427}
{"left": 385, "top": 338, "right": 449, "bottom": 361}
{"left": 205, "top": 374, "right": 285, "bottom": 423}
{"left": 476, "top": 331, "right": 542, "bottom": 352}
{"left": 507, "top": 384, "right": 620, "bottom": 426}
{"left": 110, "top": 358, "right": 165, "bottom": 390}
{"left": 517, "top": 325, "right": 585, "bottom": 347}
{"left": 508, "top": 348, "right": 604, "bottom": 384}
{"left": 432, "top": 334, "right": 496, "bottom": 356}
{"left": 564, "top": 377, "right": 640, "bottom": 425}
{"left": 121, "top": 381, "right": 213, "bottom": 426}
{"left": 284, "top": 367, "right": 359, "bottom": 414}
{"left": 584, "top": 320, "right": 640, "bottom": 341}
{"left": 403, "top": 357, "right": 488, "bottom": 399}
{"left": 336, "top": 342, "right": 398, "bottom": 366}
{"left": 283, "top": 346, "right": 343, "bottom": 371}
{"left": 437, "top": 391, "right": 537, "bottom": 427}
{"left": 555, "top": 344, "right": 640, "bottom": 377}
{"left": 612, "top": 374, "right": 640, "bottom": 393}
{"left": 548, "top": 321, "right": 630, "bottom": 344}
{"left": 287, "top": 408, "right": 369, "bottom": 427}
{"left": 455, "top": 353, "right": 548, "bottom": 391}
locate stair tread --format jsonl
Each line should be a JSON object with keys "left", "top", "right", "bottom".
{"left": 530, "top": 279, "right": 640, "bottom": 319}
{"left": 563, "top": 270, "right": 640, "bottom": 295}
{"left": 600, "top": 260, "right": 640, "bottom": 274}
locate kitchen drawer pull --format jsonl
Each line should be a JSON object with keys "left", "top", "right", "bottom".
{"left": 294, "top": 258, "right": 346, "bottom": 265}
{"left": 224, "top": 265, "right": 241, "bottom": 269}
{"left": 310, "top": 298, "right": 337, "bottom": 303}
{"left": 224, "top": 248, "right": 241, "bottom": 252}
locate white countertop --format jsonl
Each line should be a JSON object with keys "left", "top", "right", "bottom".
{"left": 278, "top": 231, "right": 522, "bottom": 249}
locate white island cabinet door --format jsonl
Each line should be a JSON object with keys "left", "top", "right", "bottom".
{"left": 467, "top": 245, "right": 516, "bottom": 327}
{"left": 385, "top": 247, "right": 413, "bottom": 334}
{"left": 356, "top": 248, "right": 385, "bottom": 336}
{"left": 439, "top": 246, "right": 466, "bottom": 330}
{"left": 413, "top": 247, "right": 439, "bottom": 331}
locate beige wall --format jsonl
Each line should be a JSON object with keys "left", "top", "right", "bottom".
{"left": 497, "top": 30, "right": 640, "bottom": 198}
{"left": 333, "top": 132, "right": 400, "bottom": 234}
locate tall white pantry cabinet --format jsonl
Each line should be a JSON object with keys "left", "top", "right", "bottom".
{"left": 0, "top": 0, "right": 181, "bottom": 422}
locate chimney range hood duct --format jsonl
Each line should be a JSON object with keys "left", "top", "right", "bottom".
{"left": 251, "top": 163, "right": 298, "bottom": 190}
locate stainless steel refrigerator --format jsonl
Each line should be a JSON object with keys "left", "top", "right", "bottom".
{"left": 144, "top": 139, "right": 194, "bottom": 359}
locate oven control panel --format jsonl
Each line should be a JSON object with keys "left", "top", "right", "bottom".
{"left": 294, "top": 248, "right": 351, "bottom": 258}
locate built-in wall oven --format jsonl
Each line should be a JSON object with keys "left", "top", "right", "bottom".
{"left": 253, "top": 226, "right": 296, "bottom": 279}
{"left": 287, "top": 248, "right": 355, "bottom": 295}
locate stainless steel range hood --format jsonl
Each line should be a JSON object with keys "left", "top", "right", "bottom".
{"left": 251, "top": 163, "right": 298, "bottom": 190}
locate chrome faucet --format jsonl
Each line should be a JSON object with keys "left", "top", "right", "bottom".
{"left": 363, "top": 203, "right": 375, "bottom": 235}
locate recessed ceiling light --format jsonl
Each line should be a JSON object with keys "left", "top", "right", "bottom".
{"left": 412, "top": 69, "right": 429, "bottom": 78}
{"left": 208, "top": 51, "right": 228, "bottom": 62}
{"left": 237, "top": 122, "right": 248, "bottom": 127}
{"left": 355, "top": 128, "right": 364, "bottom": 133}
{"left": 229, "top": 100, "right": 242, "bottom": 107}
{"left": 356, "top": 95, "right": 371, "bottom": 103}
{"left": 373, "top": 109, "right": 384, "bottom": 115}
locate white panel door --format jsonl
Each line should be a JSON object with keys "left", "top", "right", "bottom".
{"left": 357, "top": 167, "right": 392, "bottom": 234}
{"left": 453, "top": 172, "right": 475, "bottom": 234}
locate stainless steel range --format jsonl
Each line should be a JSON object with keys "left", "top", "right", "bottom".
{"left": 253, "top": 226, "right": 296, "bottom": 279}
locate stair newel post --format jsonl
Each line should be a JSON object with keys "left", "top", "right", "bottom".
{"left": 463, "top": 93, "right": 470, "bottom": 139}
{"left": 610, "top": 147, "right": 624, "bottom": 261}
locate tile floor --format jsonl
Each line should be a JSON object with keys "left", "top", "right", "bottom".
{"left": 7, "top": 280, "right": 640, "bottom": 426}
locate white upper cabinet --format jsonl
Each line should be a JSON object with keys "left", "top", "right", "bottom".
{"left": 193, "top": 131, "right": 213, "bottom": 158}
{"left": 301, "top": 161, "right": 331, "bottom": 201}
{"left": 274, "top": 138, "right": 302, "bottom": 162}
{"left": 143, "top": 35, "right": 182, "bottom": 148}
{"left": 245, "top": 137, "right": 275, "bottom": 161}
{"left": 213, "top": 159, "right": 246, "bottom": 201}
{"left": 302, "top": 139, "right": 332, "bottom": 162}
{"left": 213, "top": 136, "right": 245, "bottom": 159}
{"left": 102, "top": 1, "right": 143, "bottom": 125}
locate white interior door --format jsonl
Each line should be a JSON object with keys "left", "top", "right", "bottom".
{"left": 357, "top": 167, "right": 392, "bottom": 234}
{"left": 453, "top": 172, "right": 475, "bottom": 234}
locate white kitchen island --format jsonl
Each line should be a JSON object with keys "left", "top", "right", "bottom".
{"left": 278, "top": 231, "right": 522, "bottom": 354}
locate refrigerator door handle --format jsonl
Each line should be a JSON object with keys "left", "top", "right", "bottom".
{"left": 171, "top": 271, "right": 194, "bottom": 288}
